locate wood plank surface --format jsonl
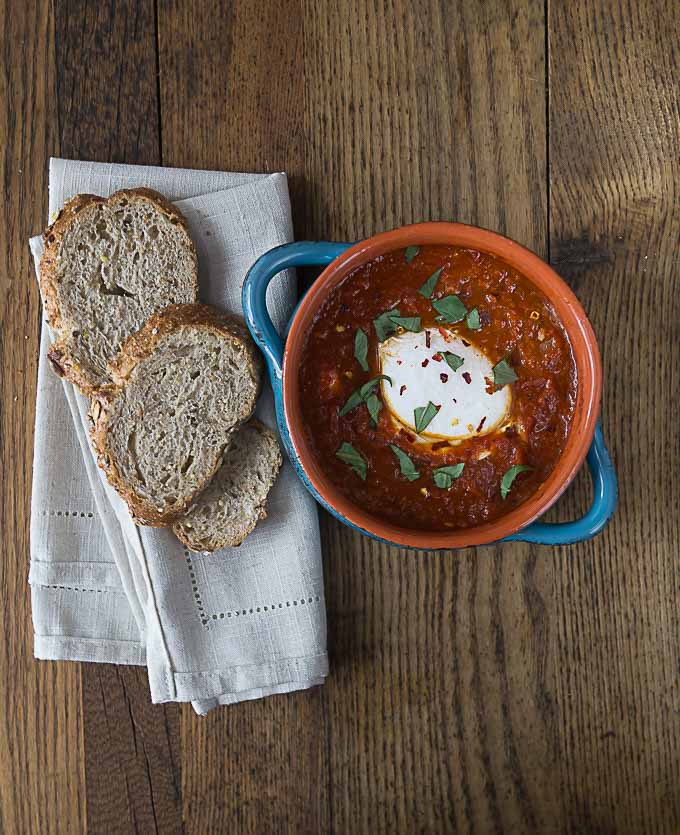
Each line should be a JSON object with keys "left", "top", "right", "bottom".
{"left": 548, "top": 1, "right": 680, "bottom": 831}
{"left": 1, "top": 0, "right": 679, "bottom": 832}
{"left": 51, "top": 2, "right": 183, "bottom": 833}
{"left": 302, "top": 1, "right": 557, "bottom": 832}
{"left": 157, "top": 3, "right": 329, "bottom": 832}
{"left": 0, "top": 2, "right": 85, "bottom": 833}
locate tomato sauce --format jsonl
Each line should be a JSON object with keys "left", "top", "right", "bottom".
{"left": 298, "top": 245, "right": 577, "bottom": 531}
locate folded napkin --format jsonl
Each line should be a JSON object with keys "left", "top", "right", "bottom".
{"left": 29, "top": 158, "right": 328, "bottom": 714}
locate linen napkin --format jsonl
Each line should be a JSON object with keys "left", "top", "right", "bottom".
{"left": 29, "top": 158, "right": 328, "bottom": 714}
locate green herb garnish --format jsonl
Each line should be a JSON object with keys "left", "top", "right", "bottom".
{"left": 443, "top": 352, "right": 464, "bottom": 372}
{"left": 373, "top": 308, "right": 401, "bottom": 342}
{"left": 374, "top": 308, "right": 422, "bottom": 340}
{"left": 432, "top": 294, "right": 468, "bottom": 324}
{"left": 492, "top": 358, "right": 518, "bottom": 389}
{"left": 418, "top": 267, "right": 443, "bottom": 299}
{"left": 338, "top": 388, "right": 364, "bottom": 416}
{"left": 338, "top": 375, "right": 392, "bottom": 417}
{"left": 359, "top": 374, "right": 392, "bottom": 399}
{"left": 404, "top": 245, "right": 420, "bottom": 264}
{"left": 466, "top": 307, "right": 481, "bottom": 330}
{"left": 433, "top": 463, "right": 465, "bottom": 489}
{"left": 500, "top": 464, "right": 533, "bottom": 499}
{"left": 414, "top": 401, "right": 439, "bottom": 434}
{"left": 365, "top": 393, "right": 382, "bottom": 427}
{"left": 389, "top": 315, "right": 421, "bottom": 332}
{"left": 389, "top": 444, "right": 420, "bottom": 481}
{"left": 336, "top": 443, "right": 368, "bottom": 480}
{"left": 354, "top": 328, "right": 369, "bottom": 372}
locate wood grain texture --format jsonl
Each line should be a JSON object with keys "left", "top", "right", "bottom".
{"left": 51, "top": 2, "right": 183, "bottom": 833}
{"left": 3, "top": 0, "right": 679, "bottom": 832}
{"left": 549, "top": 1, "right": 680, "bottom": 831}
{"left": 158, "top": 0, "right": 306, "bottom": 219}
{"left": 303, "top": 1, "right": 558, "bottom": 832}
{"left": 0, "top": 2, "right": 85, "bottom": 833}
{"left": 158, "top": 3, "right": 329, "bottom": 832}
{"left": 53, "top": 0, "right": 161, "bottom": 164}
{"left": 82, "top": 667, "right": 182, "bottom": 834}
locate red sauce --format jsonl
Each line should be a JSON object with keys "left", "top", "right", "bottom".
{"left": 298, "top": 245, "right": 577, "bottom": 531}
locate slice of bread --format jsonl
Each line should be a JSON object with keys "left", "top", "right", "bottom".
{"left": 41, "top": 188, "right": 198, "bottom": 394}
{"left": 89, "top": 304, "right": 262, "bottom": 526}
{"left": 173, "top": 419, "right": 283, "bottom": 552}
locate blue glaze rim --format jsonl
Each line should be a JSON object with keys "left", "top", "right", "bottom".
{"left": 242, "top": 241, "right": 617, "bottom": 548}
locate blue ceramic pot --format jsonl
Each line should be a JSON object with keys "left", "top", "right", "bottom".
{"left": 242, "top": 225, "right": 617, "bottom": 549}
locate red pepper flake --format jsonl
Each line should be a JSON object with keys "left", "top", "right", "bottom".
{"left": 435, "top": 404, "right": 442, "bottom": 411}
{"left": 440, "top": 373, "right": 449, "bottom": 383}
{"left": 462, "top": 372, "right": 472, "bottom": 384}
{"left": 400, "top": 429, "right": 416, "bottom": 443}
{"left": 425, "top": 330, "right": 431, "bottom": 348}
{"left": 461, "top": 338, "right": 470, "bottom": 347}
{"left": 432, "top": 352, "right": 443, "bottom": 362}
{"left": 476, "top": 416, "right": 487, "bottom": 432}
{"left": 396, "top": 360, "right": 402, "bottom": 365}
{"left": 421, "top": 359, "right": 429, "bottom": 368}
{"left": 399, "top": 385, "right": 407, "bottom": 396}
{"left": 437, "top": 326, "right": 452, "bottom": 342}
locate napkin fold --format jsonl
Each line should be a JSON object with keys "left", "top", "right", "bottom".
{"left": 29, "top": 159, "right": 328, "bottom": 714}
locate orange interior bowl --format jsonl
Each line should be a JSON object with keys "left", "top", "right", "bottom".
{"left": 283, "top": 223, "right": 602, "bottom": 548}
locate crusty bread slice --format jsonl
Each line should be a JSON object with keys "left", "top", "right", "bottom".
{"left": 172, "top": 419, "right": 283, "bottom": 552}
{"left": 89, "top": 304, "right": 262, "bottom": 526}
{"left": 41, "top": 188, "right": 198, "bottom": 394}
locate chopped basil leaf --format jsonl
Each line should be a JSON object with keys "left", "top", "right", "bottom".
{"left": 365, "top": 393, "right": 382, "bottom": 427}
{"left": 336, "top": 442, "right": 367, "bottom": 480}
{"left": 404, "top": 245, "right": 420, "bottom": 264}
{"left": 375, "top": 309, "right": 422, "bottom": 339}
{"left": 390, "top": 315, "right": 421, "bottom": 332}
{"left": 337, "top": 388, "right": 365, "bottom": 417}
{"left": 432, "top": 294, "right": 468, "bottom": 324}
{"left": 414, "top": 401, "right": 439, "bottom": 434}
{"left": 359, "top": 374, "right": 392, "bottom": 400}
{"left": 374, "top": 308, "right": 401, "bottom": 342}
{"left": 433, "top": 463, "right": 465, "bottom": 489}
{"left": 466, "top": 307, "right": 481, "bottom": 330}
{"left": 500, "top": 464, "right": 533, "bottom": 499}
{"left": 354, "top": 328, "right": 369, "bottom": 372}
{"left": 492, "top": 358, "right": 518, "bottom": 389}
{"left": 418, "top": 267, "right": 443, "bottom": 299}
{"left": 338, "top": 375, "right": 392, "bottom": 417}
{"left": 433, "top": 472, "right": 451, "bottom": 489}
{"left": 389, "top": 444, "right": 420, "bottom": 481}
{"left": 443, "top": 352, "right": 464, "bottom": 372}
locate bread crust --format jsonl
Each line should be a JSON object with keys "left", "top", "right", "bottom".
{"left": 106, "top": 302, "right": 258, "bottom": 384}
{"left": 40, "top": 188, "right": 198, "bottom": 395}
{"left": 172, "top": 419, "right": 283, "bottom": 552}
{"left": 89, "top": 303, "right": 263, "bottom": 527}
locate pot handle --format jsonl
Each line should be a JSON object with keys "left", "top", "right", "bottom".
{"left": 242, "top": 239, "right": 353, "bottom": 395}
{"left": 501, "top": 421, "right": 617, "bottom": 544}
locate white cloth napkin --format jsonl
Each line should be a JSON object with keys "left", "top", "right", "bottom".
{"left": 29, "top": 158, "right": 328, "bottom": 714}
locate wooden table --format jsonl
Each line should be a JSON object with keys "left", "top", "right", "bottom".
{"left": 1, "top": 1, "right": 678, "bottom": 832}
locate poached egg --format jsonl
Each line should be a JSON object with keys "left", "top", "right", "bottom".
{"left": 379, "top": 328, "right": 511, "bottom": 441}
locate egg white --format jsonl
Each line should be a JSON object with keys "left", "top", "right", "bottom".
{"left": 379, "top": 328, "right": 511, "bottom": 441}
